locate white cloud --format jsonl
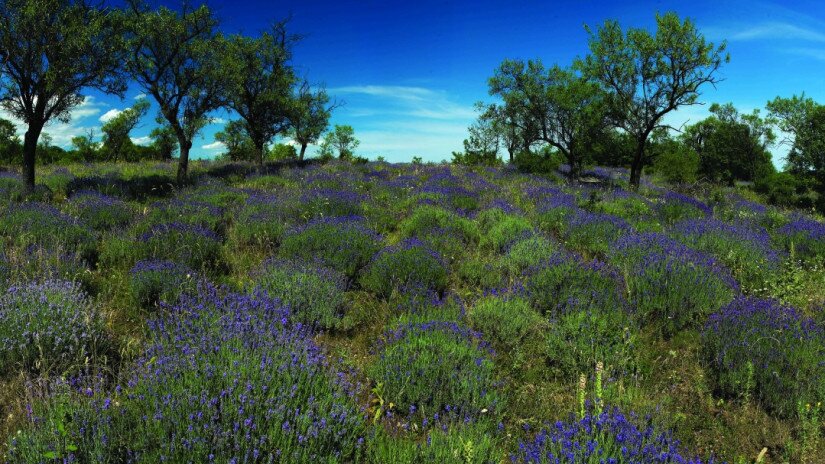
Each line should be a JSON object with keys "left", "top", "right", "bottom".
{"left": 134, "top": 93, "right": 147, "bottom": 100}
{"left": 787, "top": 47, "right": 825, "bottom": 61}
{"left": 131, "top": 135, "right": 153, "bottom": 146}
{"left": 202, "top": 141, "right": 226, "bottom": 150}
{"left": 99, "top": 109, "right": 122, "bottom": 123}
{"left": 730, "top": 22, "right": 825, "bottom": 42}
{"left": 210, "top": 117, "right": 227, "bottom": 125}
{"left": 330, "top": 85, "right": 476, "bottom": 120}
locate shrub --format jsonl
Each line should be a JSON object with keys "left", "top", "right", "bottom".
{"left": 139, "top": 222, "right": 224, "bottom": 273}
{"left": 279, "top": 216, "right": 382, "bottom": 279}
{"left": 657, "top": 191, "right": 711, "bottom": 225}
{"left": 476, "top": 210, "right": 533, "bottom": 253}
{"left": 369, "top": 321, "right": 501, "bottom": 422}
{"left": 563, "top": 210, "right": 632, "bottom": 257}
{"left": 512, "top": 407, "right": 715, "bottom": 463}
{"left": 361, "top": 239, "right": 448, "bottom": 298}
{"left": 227, "top": 193, "right": 286, "bottom": 251}
{"left": 398, "top": 205, "right": 479, "bottom": 262}
{"left": 468, "top": 295, "right": 546, "bottom": 353}
{"left": 0, "top": 172, "right": 24, "bottom": 203}
{"left": 0, "top": 280, "right": 107, "bottom": 376}
{"left": 299, "top": 188, "right": 365, "bottom": 220}
{"left": 369, "top": 423, "right": 501, "bottom": 464}
{"left": 0, "top": 203, "right": 97, "bottom": 263}
{"left": 129, "top": 260, "right": 198, "bottom": 310}
{"left": 140, "top": 198, "right": 226, "bottom": 236}
{"left": 524, "top": 253, "right": 624, "bottom": 317}
{"left": 533, "top": 195, "right": 578, "bottom": 236}
{"left": 672, "top": 218, "right": 782, "bottom": 291}
{"left": 65, "top": 190, "right": 132, "bottom": 231}
{"left": 611, "top": 233, "right": 738, "bottom": 337}
{"left": 456, "top": 254, "right": 507, "bottom": 291}
{"left": 776, "top": 214, "right": 825, "bottom": 262}
{"left": 254, "top": 258, "right": 349, "bottom": 329}
{"left": 703, "top": 297, "right": 825, "bottom": 418}
{"left": 502, "top": 234, "right": 556, "bottom": 277}
{"left": 8, "top": 287, "right": 367, "bottom": 462}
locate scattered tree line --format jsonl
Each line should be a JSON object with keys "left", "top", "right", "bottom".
{"left": 452, "top": 11, "right": 825, "bottom": 210}
{"left": 0, "top": 0, "right": 342, "bottom": 191}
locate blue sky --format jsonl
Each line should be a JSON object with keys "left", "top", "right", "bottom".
{"left": 4, "top": 0, "right": 825, "bottom": 165}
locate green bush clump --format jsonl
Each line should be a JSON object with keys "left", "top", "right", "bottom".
{"left": 611, "top": 233, "right": 738, "bottom": 338}
{"left": 254, "top": 258, "right": 349, "bottom": 329}
{"left": 226, "top": 194, "right": 286, "bottom": 251}
{"left": 476, "top": 210, "right": 533, "bottom": 253}
{"left": 0, "top": 280, "right": 107, "bottom": 376}
{"left": 0, "top": 203, "right": 97, "bottom": 263}
{"left": 369, "top": 321, "right": 501, "bottom": 421}
{"left": 361, "top": 239, "right": 448, "bottom": 298}
{"left": 563, "top": 211, "right": 632, "bottom": 257}
{"left": 139, "top": 222, "right": 225, "bottom": 273}
{"left": 398, "top": 205, "right": 480, "bottom": 262}
{"left": 279, "top": 217, "right": 382, "bottom": 279}
{"left": 129, "top": 260, "right": 199, "bottom": 310}
{"left": 703, "top": 297, "right": 825, "bottom": 418}
{"left": 140, "top": 198, "right": 226, "bottom": 236}
{"left": 65, "top": 190, "right": 133, "bottom": 231}
{"left": 502, "top": 234, "right": 556, "bottom": 277}
{"left": 369, "top": 424, "right": 500, "bottom": 464}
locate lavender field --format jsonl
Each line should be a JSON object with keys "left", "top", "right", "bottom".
{"left": 1, "top": 159, "right": 824, "bottom": 463}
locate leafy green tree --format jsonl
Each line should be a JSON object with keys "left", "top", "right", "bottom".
{"left": 767, "top": 94, "right": 825, "bottom": 186}
{"left": 125, "top": 1, "right": 225, "bottom": 183}
{"left": 324, "top": 124, "right": 359, "bottom": 160}
{"left": 0, "top": 0, "right": 128, "bottom": 190}
{"left": 101, "top": 98, "right": 150, "bottom": 161}
{"left": 683, "top": 103, "right": 775, "bottom": 184}
{"left": 221, "top": 21, "right": 297, "bottom": 167}
{"left": 0, "top": 117, "right": 21, "bottom": 164}
{"left": 289, "top": 80, "right": 336, "bottom": 160}
{"left": 149, "top": 123, "right": 178, "bottom": 160}
{"left": 453, "top": 103, "right": 500, "bottom": 166}
{"left": 70, "top": 129, "right": 100, "bottom": 161}
{"left": 578, "top": 12, "right": 728, "bottom": 188}
{"left": 489, "top": 60, "right": 608, "bottom": 177}
{"left": 484, "top": 102, "right": 539, "bottom": 162}
{"left": 269, "top": 142, "right": 297, "bottom": 161}
{"left": 214, "top": 120, "right": 255, "bottom": 161}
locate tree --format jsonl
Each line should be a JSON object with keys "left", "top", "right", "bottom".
{"left": 70, "top": 129, "right": 100, "bottom": 161}
{"left": 325, "top": 124, "right": 359, "bottom": 160}
{"left": 453, "top": 103, "right": 500, "bottom": 166}
{"left": 0, "top": 117, "right": 20, "bottom": 164}
{"left": 488, "top": 60, "right": 608, "bottom": 177}
{"left": 683, "top": 103, "right": 775, "bottom": 183}
{"left": 578, "top": 12, "right": 728, "bottom": 188}
{"left": 0, "top": 0, "right": 128, "bottom": 191}
{"left": 126, "top": 1, "right": 225, "bottom": 183}
{"left": 289, "top": 80, "right": 336, "bottom": 160}
{"left": 101, "top": 98, "right": 150, "bottom": 161}
{"left": 221, "top": 21, "right": 297, "bottom": 167}
{"left": 767, "top": 94, "right": 825, "bottom": 187}
{"left": 149, "top": 123, "right": 178, "bottom": 160}
{"left": 214, "top": 120, "right": 255, "bottom": 161}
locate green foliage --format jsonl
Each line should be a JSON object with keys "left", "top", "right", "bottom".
{"left": 279, "top": 219, "right": 381, "bottom": 279}
{"left": 369, "top": 322, "right": 501, "bottom": 420}
{"left": 0, "top": 280, "right": 107, "bottom": 376}
{"left": 368, "top": 424, "right": 501, "bottom": 464}
{"left": 214, "top": 120, "right": 257, "bottom": 161}
{"left": 502, "top": 234, "right": 556, "bottom": 277}
{"left": 128, "top": 260, "right": 198, "bottom": 310}
{"left": 0, "top": 0, "right": 129, "bottom": 188}
{"left": 140, "top": 224, "right": 224, "bottom": 273}
{"left": 289, "top": 80, "right": 333, "bottom": 160}
{"left": 476, "top": 210, "right": 533, "bottom": 252}
{"left": 652, "top": 139, "right": 699, "bottom": 184}
{"left": 322, "top": 124, "right": 360, "bottom": 160}
{"left": 578, "top": 11, "right": 728, "bottom": 186}
{"left": 101, "top": 99, "right": 151, "bottom": 161}
{"left": 399, "top": 205, "right": 480, "bottom": 263}
{"left": 360, "top": 242, "right": 449, "bottom": 299}
{"left": 0, "top": 203, "right": 97, "bottom": 263}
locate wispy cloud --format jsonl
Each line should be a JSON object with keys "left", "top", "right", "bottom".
{"left": 330, "top": 85, "right": 476, "bottom": 120}
{"left": 99, "top": 109, "right": 121, "bottom": 123}
{"left": 202, "top": 141, "right": 225, "bottom": 150}
{"left": 787, "top": 47, "right": 825, "bottom": 61}
{"left": 728, "top": 22, "right": 825, "bottom": 42}
{"left": 131, "top": 135, "right": 153, "bottom": 146}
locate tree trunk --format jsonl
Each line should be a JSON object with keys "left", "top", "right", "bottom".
{"left": 629, "top": 142, "right": 644, "bottom": 189}
{"left": 177, "top": 139, "right": 192, "bottom": 185}
{"left": 22, "top": 123, "right": 44, "bottom": 193}
{"left": 299, "top": 143, "right": 307, "bottom": 161}
{"left": 257, "top": 142, "right": 266, "bottom": 168}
